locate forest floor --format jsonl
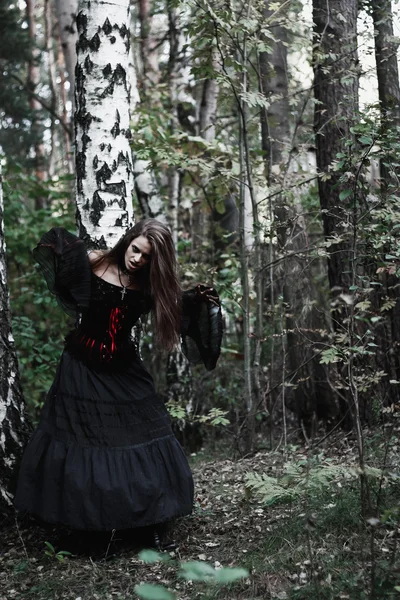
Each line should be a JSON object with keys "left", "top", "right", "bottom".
{"left": 1, "top": 430, "right": 400, "bottom": 600}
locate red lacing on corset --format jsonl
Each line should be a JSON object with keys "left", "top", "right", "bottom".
{"left": 75, "top": 307, "right": 126, "bottom": 363}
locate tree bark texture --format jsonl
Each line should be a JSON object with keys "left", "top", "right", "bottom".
{"left": 26, "top": 0, "right": 47, "bottom": 196}
{"left": 138, "top": 0, "right": 161, "bottom": 90}
{"left": 45, "top": 0, "right": 59, "bottom": 177}
{"left": 55, "top": 0, "right": 78, "bottom": 111}
{"left": 370, "top": 0, "right": 400, "bottom": 409}
{"left": 372, "top": 0, "right": 400, "bottom": 123}
{"left": 0, "top": 167, "right": 28, "bottom": 513}
{"left": 133, "top": 159, "right": 167, "bottom": 223}
{"left": 260, "top": 3, "right": 335, "bottom": 424}
{"left": 313, "top": 0, "right": 358, "bottom": 300}
{"left": 75, "top": 0, "right": 134, "bottom": 248}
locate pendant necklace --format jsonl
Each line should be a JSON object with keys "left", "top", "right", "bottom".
{"left": 118, "top": 265, "right": 131, "bottom": 300}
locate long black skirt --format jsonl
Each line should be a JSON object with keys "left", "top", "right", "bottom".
{"left": 15, "top": 351, "right": 194, "bottom": 531}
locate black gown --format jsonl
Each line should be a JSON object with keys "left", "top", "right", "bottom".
{"left": 14, "top": 228, "right": 222, "bottom": 531}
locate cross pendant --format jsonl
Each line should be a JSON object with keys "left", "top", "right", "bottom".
{"left": 121, "top": 286, "right": 127, "bottom": 300}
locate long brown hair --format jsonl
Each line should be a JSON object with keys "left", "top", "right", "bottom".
{"left": 91, "top": 219, "right": 181, "bottom": 351}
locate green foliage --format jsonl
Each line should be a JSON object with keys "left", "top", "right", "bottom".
{"left": 0, "top": 2, "right": 38, "bottom": 164}
{"left": 4, "top": 166, "right": 74, "bottom": 418}
{"left": 136, "top": 550, "right": 249, "bottom": 599}
{"left": 245, "top": 456, "right": 390, "bottom": 506}
{"left": 43, "top": 541, "right": 73, "bottom": 563}
{"left": 166, "top": 402, "right": 230, "bottom": 427}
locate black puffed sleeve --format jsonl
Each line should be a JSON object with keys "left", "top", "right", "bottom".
{"left": 181, "top": 286, "right": 223, "bottom": 371}
{"left": 33, "top": 227, "right": 91, "bottom": 317}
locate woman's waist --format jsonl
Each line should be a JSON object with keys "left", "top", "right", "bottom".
{"left": 65, "top": 328, "right": 137, "bottom": 366}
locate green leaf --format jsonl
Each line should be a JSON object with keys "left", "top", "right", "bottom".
{"left": 139, "top": 549, "right": 170, "bottom": 563}
{"left": 339, "top": 189, "right": 352, "bottom": 201}
{"left": 179, "top": 561, "right": 216, "bottom": 581}
{"left": 359, "top": 135, "right": 373, "bottom": 145}
{"left": 134, "top": 583, "right": 175, "bottom": 600}
{"left": 44, "top": 541, "right": 55, "bottom": 553}
{"left": 214, "top": 568, "right": 249, "bottom": 584}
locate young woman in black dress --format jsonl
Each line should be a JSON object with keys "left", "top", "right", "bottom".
{"left": 15, "top": 219, "right": 221, "bottom": 544}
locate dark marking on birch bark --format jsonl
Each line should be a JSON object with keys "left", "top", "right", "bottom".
{"left": 100, "top": 63, "right": 126, "bottom": 98}
{"left": 111, "top": 121, "right": 120, "bottom": 138}
{"left": 115, "top": 216, "right": 124, "bottom": 227}
{"left": 77, "top": 32, "right": 101, "bottom": 53}
{"left": 100, "top": 143, "right": 105, "bottom": 151}
{"left": 76, "top": 11, "right": 88, "bottom": 33}
{"left": 102, "top": 17, "right": 112, "bottom": 35}
{"left": 76, "top": 151, "right": 86, "bottom": 192}
{"left": 93, "top": 155, "right": 99, "bottom": 169}
{"left": 84, "top": 55, "right": 94, "bottom": 74}
{"left": 95, "top": 163, "right": 112, "bottom": 187}
{"left": 90, "top": 191, "right": 106, "bottom": 226}
{"left": 103, "top": 63, "right": 112, "bottom": 78}
{"left": 110, "top": 36, "right": 116, "bottom": 44}
{"left": 118, "top": 151, "right": 131, "bottom": 167}
{"left": 119, "top": 23, "right": 130, "bottom": 51}
{"left": 119, "top": 24, "right": 128, "bottom": 38}
{"left": 105, "top": 181, "right": 126, "bottom": 196}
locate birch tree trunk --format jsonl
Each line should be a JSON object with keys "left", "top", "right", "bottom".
{"left": 55, "top": 0, "right": 78, "bottom": 112}
{"left": 26, "top": 0, "right": 47, "bottom": 201}
{"left": 129, "top": 1, "right": 165, "bottom": 223}
{"left": 75, "top": 0, "right": 134, "bottom": 248}
{"left": 0, "top": 167, "right": 27, "bottom": 514}
{"left": 45, "top": 0, "right": 58, "bottom": 178}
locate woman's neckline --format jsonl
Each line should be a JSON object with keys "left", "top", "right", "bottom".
{"left": 91, "top": 271, "right": 143, "bottom": 293}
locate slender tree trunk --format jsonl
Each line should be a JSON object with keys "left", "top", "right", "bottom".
{"left": 313, "top": 0, "right": 358, "bottom": 312}
{"left": 138, "top": 0, "right": 161, "bottom": 89}
{"left": 26, "top": 0, "right": 47, "bottom": 202}
{"left": 372, "top": 0, "right": 400, "bottom": 125}
{"left": 130, "top": 0, "right": 165, "bottom": 222}
{"left": 75, "top": 0, "right": 134, "bottom": 248}
{"left": 45, "top": 0, "right": 58, "bottom": 178}
{"left": 56, "top": 35, "right": 74, "bottom": 175}
{"left": 55, "top": 0, "right": 78, "bottom": 113}
{"left": 259, "top": 1, "right": 335, "bottom": 428}
{"left": 0, "top": 166, "right": 28, "bottom": 514}
{"left": 371, "top": 0, "right": 400, "bottom": 407}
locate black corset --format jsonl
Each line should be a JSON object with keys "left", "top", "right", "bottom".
{"left": 65, "top": 273, "right": 148, "bottom": 369}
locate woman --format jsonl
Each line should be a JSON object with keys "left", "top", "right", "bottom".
{"left": 14, "top": 219, "right": 222, "bottom": 541}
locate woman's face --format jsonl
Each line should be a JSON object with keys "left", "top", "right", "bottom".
{"left": 124, "top": 235, "right": 152, "bottom": 274}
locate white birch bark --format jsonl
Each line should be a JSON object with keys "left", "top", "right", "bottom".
{"left": 133, "top": 159, "right": 167, "bottom": 223}
{"left": 26, "top": 0, "right": 47, "bottom": 195}
{"left": 129, "top": 44, "right": 166, "bottom": 223}
{"left": 0, "top": 166, "right": 27, "bottom": 512}
{"left": 55, "top": 0, "right": 78, "bottom": 110}
{"left": 75, "top": 0, "right": 134, "bottom": 248}
{"left": 46, "top": 0, "right": 59, "bottom": 178}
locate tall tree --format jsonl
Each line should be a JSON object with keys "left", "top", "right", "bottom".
{"left": 0, "top": 166, "right": 27, "bottom": 514}
{"left": 75, "top": 0, "right": 134, "bottom": 248}
{"left": 26, "top": 0, "right": 47, "bottom": 194}
{"left": 371, "top": 0, "right": 400, "bottom": 183}
{"left": 259, "top": 2, "right": 334, "bottom": 428}
{"left": 55, "top": 0, "right": 78, "bottom": 112}
{"left": 313, "top": 0, "right": 358, "bottom": 314}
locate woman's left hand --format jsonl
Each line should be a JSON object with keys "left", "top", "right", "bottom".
{"left": 195, "top": 284, "right": 220, "bottom": 307}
